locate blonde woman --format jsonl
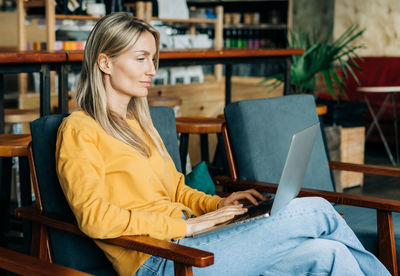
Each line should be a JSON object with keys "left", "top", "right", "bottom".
{"left": 56, "top": 12, "right": 389, "bottom": 276}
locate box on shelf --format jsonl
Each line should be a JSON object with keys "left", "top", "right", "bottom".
{"left": 169, "top": 67, "right": 190, "bottom": 85}
{"left": 186, "top": 66, "right": 204, "bottom": 83}
{"left": 152, "top": 68, "right": 169, "bottom": 86}
{"left": 169, "top": 66, "right": 204, "bottom": 85}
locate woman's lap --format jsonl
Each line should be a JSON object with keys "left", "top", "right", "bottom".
{"left": 134, "top": 197, "right": 389, "bottom": 276}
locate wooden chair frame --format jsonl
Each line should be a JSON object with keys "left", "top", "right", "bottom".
{"left": 16, "top": 143, "right": 214, "bottom": 276}
{"left": 219, "top": 123, "right": 400, "bottom": 276}
{"left": 0, "top": 246, "right": 91, "bottom": 276}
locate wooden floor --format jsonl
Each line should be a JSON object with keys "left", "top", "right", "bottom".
{"left": 345, "top": 144, "right": 400, "bottom": 200}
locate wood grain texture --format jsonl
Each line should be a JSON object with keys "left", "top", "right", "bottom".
{"left": 329, "top": 161, "right": 400, "bottom": 177}
{"left": 16, "top": 206, "right": 214, "bottom": 268}
{"left": 0, "top": 134, "right": 31, "bottom": 156}
{"left": 174, "top": 262, "right": 193, "bottom": 276}
{"left": 0, "top": 246, "right": 91, "bottom": 276}
{"left": 176, "top": 117, "right": 225, "bottom": 134}
{"left": 377, "top": 210, "right": 398, "bottom": 275}
{"left": 214, "top": 176, "right": 400, "bottom": 212}
{"left": 0, "top": 51, "right": 66, "bottom": 63}
{"left": 159, "top": 49, "right": 304, "bottom": 59}
{"left": 221, "top": 124, "right": 238, "bottom": 180}
{"left": 64, "top": 49, "right": 304, "bottom": 63}
{"left": 4, "top": 108, "right": 40, "bottom": 123}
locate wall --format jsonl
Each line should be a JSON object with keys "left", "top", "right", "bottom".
{"left": 334, "top": 0, "right": 400, "bottom": 56}
{"left": 292, "top": 0, "right": 334, "bottom": 42}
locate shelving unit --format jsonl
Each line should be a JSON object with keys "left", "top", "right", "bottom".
{"left": 186, "top": 0, "right": 293, "bottom": 77}
{"left": 54, "top": 14, "right": 102, "bottom": 20}
{"left": 15, "top": 0, "right": 291, "bottom": 98}
{"left": 16, "top": 0, "right": 224, "bottom": 90}
{"left": 188, "top": 0, "right": 293, "bottom": 49}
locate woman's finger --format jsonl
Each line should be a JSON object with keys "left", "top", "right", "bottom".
{"left": 245, "top": 189, "right": 268, "bottom": 201}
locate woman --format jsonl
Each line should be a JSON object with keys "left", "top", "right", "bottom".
{"left": 56, "top": 12, "right": 389, "bottom": 276}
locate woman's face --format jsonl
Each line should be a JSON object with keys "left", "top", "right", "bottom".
{"left": 105, "top": 31, "right": 157, "bottom": 102}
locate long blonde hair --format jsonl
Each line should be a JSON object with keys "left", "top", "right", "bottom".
{"left": 76, "top": 12, "right": 167, "bottom": 157}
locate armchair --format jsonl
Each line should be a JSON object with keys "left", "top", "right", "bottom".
{"left": 16, "top": 107, "right": 214, "bottom": 276}
{"left": 218, "top": 95, "right": 400, "bottom": 275}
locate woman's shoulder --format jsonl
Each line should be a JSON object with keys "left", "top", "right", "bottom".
{"left": 59, "top": 110, "right": 101, "bottom": 134}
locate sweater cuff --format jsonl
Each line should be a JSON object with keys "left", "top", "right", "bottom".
{"left": 171, "top": 217, "right": 187, "bottom": 240}
{"left": 207, "top": 195, "right": 223, "bottom": 212}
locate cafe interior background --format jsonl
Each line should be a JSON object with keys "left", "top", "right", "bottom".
{"left": 1, "top": 0, "right": 400, "bottom": 272}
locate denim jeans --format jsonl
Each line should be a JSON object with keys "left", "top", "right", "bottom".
{"left": 133, "top": 197, "right": 390, "bottom": 276}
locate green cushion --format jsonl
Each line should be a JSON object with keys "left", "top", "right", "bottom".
{"left": 185, "top": 161, "right": 216, "bottom": 195}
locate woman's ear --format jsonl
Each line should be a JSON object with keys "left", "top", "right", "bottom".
{"left": 98, "top": 53, "right": 112, "bottom": 75}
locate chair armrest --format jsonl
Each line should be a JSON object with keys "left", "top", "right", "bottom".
{"left": 16, "top": 206, "right": 214, "bottom": 268}
{"left": 214, "top": 176, "right": 400, "bottom": 212}
{"left": 176, "top": 117, "right": 225, "bottom": 134}
{"left": 329, "top": 161, "right": 400, "bottom": 177}
{"left": 0, "top": 246, "right": 91, "bottom": 276}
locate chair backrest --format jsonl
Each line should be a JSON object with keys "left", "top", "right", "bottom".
{"left": 150, "top": 106, "right": 182, "bottom": 172}
{"left": 29, "top": 107, "right": 181, "bottom": 275}
{"left": 224, "top": 95, "right": 334, "bottom": 192}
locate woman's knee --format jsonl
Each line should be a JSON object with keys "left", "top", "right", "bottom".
{"left": 295, "top": 239, "right": 356, "bottom": 267}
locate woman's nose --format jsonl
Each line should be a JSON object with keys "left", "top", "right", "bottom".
{"left": 146, "top": 60, "right": 156, "bottom": 76}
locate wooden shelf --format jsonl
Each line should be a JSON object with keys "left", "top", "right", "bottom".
{"left": 151, "top": 17, "right": 217, "bottom": 24}
{"left": 23, "top": 0, "right": 44, "bottom": 8}
{"left": 55, "top": 14, "right": 102, "bottom": 20}
{"left": 224, "top": 23, "right": 287, "bottom": 30}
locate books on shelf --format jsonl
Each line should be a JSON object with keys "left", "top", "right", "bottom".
{"left": 55, "top": 41, "right": 86, "bottom": 50}
{"left": 26, "top": 41, "right": 86, "bottom": 51}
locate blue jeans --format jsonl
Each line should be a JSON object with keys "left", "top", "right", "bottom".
{"left": 133, "top": 197, "right": 390, "bottom": 276}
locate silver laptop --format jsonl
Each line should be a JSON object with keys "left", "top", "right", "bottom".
{"left": 190, "top": 122, "right": 320, "bottom": 237}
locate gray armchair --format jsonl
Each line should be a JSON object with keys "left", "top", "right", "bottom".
{"left": 218, "top": 95, "right": 400, "bottom": 275}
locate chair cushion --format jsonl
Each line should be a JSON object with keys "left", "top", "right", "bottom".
{"left": 185, "top": 161, "right": 216, "bottom": 195}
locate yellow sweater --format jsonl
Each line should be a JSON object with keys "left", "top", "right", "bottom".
{"left": 56, "top": 111, "right": 222, "bottom": 276}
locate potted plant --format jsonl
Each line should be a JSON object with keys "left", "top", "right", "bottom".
{"left": 261, "top": 25, "right": 365, "bottom": 98}
{"left": 262, "top": 25, "right": 367, "bottom": 192}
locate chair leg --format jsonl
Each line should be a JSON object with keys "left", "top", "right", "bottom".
{"left": 0, "top": 157, "right": 12, "bottom": 248}
{"left": 19, "top": 156, "right": 32, "bottom": 254}
{"left": 377, "top": 210, "right": 398, "bottom": 275}
{"left": 174, "top": 262, "right": 193, "bottom": 276}
{"left": 179, "top": 134, "right": 189, "bottom": 175}
{"left": 200, "top": 134, "right": 209, "bottom": 165}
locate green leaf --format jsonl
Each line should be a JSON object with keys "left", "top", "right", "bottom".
{"left": 264, "top": 25, "right": 365, "bottom": 98}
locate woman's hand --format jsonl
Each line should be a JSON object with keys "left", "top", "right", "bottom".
{"left": 217, "top": 189, "right": 268, "bottom": 209}
{"left": 185, "top": 205, "right": 247, "bottom": 237}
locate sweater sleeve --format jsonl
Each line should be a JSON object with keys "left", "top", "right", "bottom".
{"left": 174, "top": 172, "right": 222, "bottom": 217}
{"left": 56, "top": 122, "right": 187, "bottom": 241}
